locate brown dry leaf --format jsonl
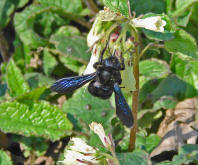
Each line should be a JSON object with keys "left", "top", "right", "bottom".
{"left": 150, "top": 97, "right": 198, "bottom": 158}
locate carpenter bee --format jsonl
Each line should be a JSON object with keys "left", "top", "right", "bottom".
{"left": 51, "top": 42, "right": 133, "bottom": 128}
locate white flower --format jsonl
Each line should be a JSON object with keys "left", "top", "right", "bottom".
{"left": 89, "top": 122, "right": 112, "bottom": 148}
{"left": 131, "top": 16, "right": 166, "bottom": 32}
{"left": 84, "top": 44, "right": 101, "bottom": 74}
{"left": 62, "top": 150, "right": 98, "bottom": 165}
{"left": 70, "top": 138, "right": 96, "bottom": 154}
{"left": 87, "top": 17, "right": 103, "bottom": 47}
{"left": 61, "top": 138, "right": 99, "bottom": 165}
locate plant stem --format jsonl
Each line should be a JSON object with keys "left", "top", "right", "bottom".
{"left": 83, "top": 0, "right": 99, "bottom": 14}
{"left": 129, "top": 27, "right": 139, "bottom": 152}
{"left": 127, "top": 0, "right": 132, "bottom": 18}
{"left": 139, "top": 43, "right": 164, "bottom": 59}
{"left": 109, "top": 147, "right": 120, "bottom": 165}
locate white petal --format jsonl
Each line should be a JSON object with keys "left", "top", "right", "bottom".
{"left": 87, "top": 17, "right": 103, "bottom": 47}
{"left": 84, "top": 45, "right": 101, "bottom": 74}
{"left": 70, "top": 138, "right": 96, "bottom": 154}
{"left": 89, "top": 122, "right": 112, "bottom": 148}
{"left": 131, "top": 16, "right": 166, "bottom": 32}
{"left": 62, "top": 150, "right": 98, "bottom": 165}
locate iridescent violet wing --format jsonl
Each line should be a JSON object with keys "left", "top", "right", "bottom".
{"left": 114, "top": 83, "right": 133, "bottom": 128}
{"left": 51, "top": 72, "right": 96, "bottom": 93}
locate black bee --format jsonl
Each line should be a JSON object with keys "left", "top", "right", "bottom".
{"left": 51, "top": 42, "right": 133, "bottom": 128}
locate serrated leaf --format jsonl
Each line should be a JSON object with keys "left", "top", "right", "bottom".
{"left": 0, "top": 150, "right": 13, "bottom": 165}
{"left": 0, "top": 101, "right": 72, "bottom": 141}
{"left": 165, "top": 29, "right": 198, "bottom": 60}
{"left": 43, "top": 50, "right": 57, "bottom": 76}
{"left": 103, "top": 0, "right": 129, "bottom": 17}
{"left": 63, "top": 88, "right": 114, "bottom": 130}
{"left": 50, "top": 35, "right": 91, "bottom": 64}
{"left": 171, "top": 55, "right": 198, "bottom": 97}
{"left": 6, "top": 59, "right": 30, "bottom": 97}
{"left": 117, "top": 149, "right": 151, "bottom": 165}
{"left": 139, "top": 59, "right": 170, "bottom": 78}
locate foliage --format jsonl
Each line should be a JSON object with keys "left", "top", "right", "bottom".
{"left": 0, "top": 0, "right": 198, "bottom": 164}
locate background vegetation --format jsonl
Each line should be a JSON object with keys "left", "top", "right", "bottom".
{"left": 0, "top": 0, "right": 198, "bottom": 164}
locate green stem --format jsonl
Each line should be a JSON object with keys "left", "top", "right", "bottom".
{"left": 129, "top": 26, "right": 139, "bottom": 152}
{"left": 139, "top": 43, "right": 164, "bottom": 59}
{"left": 109, "top": 147, "right": 120, "bottom": 165}
{"left": 83, "top": 0, "right": 99, "bottom": 14}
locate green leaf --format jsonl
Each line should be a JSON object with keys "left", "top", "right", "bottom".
{"left": 103, "top": 0, "right": 129, "bottom": 17}
{"left": 6, "top": 59, "right": 30, "bottom": 97}
{"left": 166, "top": 0, "right": 174, "bottom": 14}
{"left": 43, "top": 50, "right": 57, "bottom": 76}
{"left": 135, "top": 132, "right": 161, "bottom": 153}
{"left": 14, "top": 5, "right": 49, "bottom": 47}
{"left": 0, "top": 101, "right": 72, "bottom": 141}
{"left": 0, "top": 0, "right": 28, "bottom": 28}
{"left": 63, "top": 88, "right": 114, "bottom": 130}
{"left": 176, "top": 7, "right": 193, "bottom": 27}
{"left": 138, "top": 109, "right": 162, "bottom": 129}
{"left": 0, "top": 84, "right": 7, "bottom": 97}
{"left": 0, "top": 0, "right": 15, "bottom": 28}
{"left": 59, "top": 56, "right": 83, "bottom": 73}
{"left": 165, "top": 29, "right": 198, "bottom": 60}
{"left": 143, "top": 29, "right": 174, "bottom": 41}
{"left": 170, "top": 55, "right": 198, "bottom": 97}
{"left": 12, "top": 136, "right": 48, "bottom": 157}
{"left": 50, "top": 35, "right": 91, "bottom": 64}
{"left": 145, "top": 134, "right": 161, "bottom": 153}
{"left": 150, "top": 75, "right": 189, "bottom": 101}
{"left": 16, "top": 86, "right": 47, "bottom": 101}
{"left": 156, "top": 144, "right": 198, "bottom": 165}
{"left": 185, "top": 4, "right": 198, "bottom": 42}
{"left": 130, "top": 0, "right": 166, "bottom": 16}
{"left": 25, "top": 72, "right": 54, "bottom": 89}
{"left": 36, "top": 0, "right": 84, "bottom": 15}
{"left": 153, "top": 96, "right": 177, "bottom": 109}
{"left": 53, "top": 25, "right": 80, "bottom": 37}
{"left": 0, "top": 150, "right": 13, "bottom": 165}
{"left": 117, "top": 149, "right": 151, "bottom": 165}
{"left": 173, "top": 0, "right": 198, "bottom": 17}
{"left": 139, "top": 59, "right": 170, "bottom": 78}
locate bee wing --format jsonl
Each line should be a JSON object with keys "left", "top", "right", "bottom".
{"left": 51, "top": 72, "right": 96, "bottom": 93}
{"left": 114, "top": 83, "right": 134, "bottom": 128}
